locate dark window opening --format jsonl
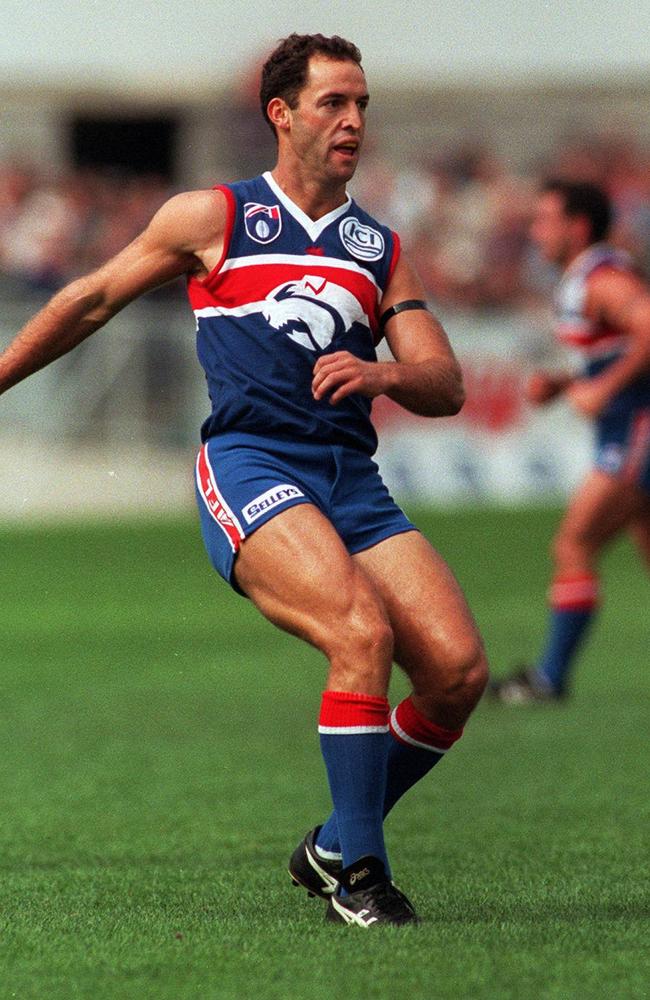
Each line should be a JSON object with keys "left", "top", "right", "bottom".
{"left": 70, "top": 116, "right": 178, "bottom": 179}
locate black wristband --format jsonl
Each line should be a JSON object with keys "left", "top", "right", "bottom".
{"left": 378, "top": 299, "right": 429, "bottom": 332}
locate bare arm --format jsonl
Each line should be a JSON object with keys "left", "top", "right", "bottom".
{"left": 311, "top": 254, "right": 464, "bottom": 416}
{"left": 0, "top": 188, "right": 227, "bottom": 396}
{"left": 566, "top": 268, "right": 650, "bottom": 418}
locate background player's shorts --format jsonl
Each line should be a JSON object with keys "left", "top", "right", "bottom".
{"left": 595, "top": 404, "right": 650, "bottom": 495}
{"left": 195, "top": 431, "right": 416, "bottom": 594}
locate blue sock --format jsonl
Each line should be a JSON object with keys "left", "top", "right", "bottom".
{"left": 318, "top": 690, "right": 390, "bottom": 874}
{"left": 536, "top": 574, "right": 599, "bottom": 695}
{"left": 382, "top": 740, "right": 444, "bottom": 814}
{"left": 316, "top": 698, "right": 463, "bottom": 860}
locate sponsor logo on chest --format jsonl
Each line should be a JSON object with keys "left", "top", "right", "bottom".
{"left": 339, "top": 216, "right": 385, "bottom": 261}
{"left": 242, "top": 484, "right": 304, "bottom": 524}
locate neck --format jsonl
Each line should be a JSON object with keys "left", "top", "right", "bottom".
{"left": 270, "top": 163, "right": 348, "bottom": 221}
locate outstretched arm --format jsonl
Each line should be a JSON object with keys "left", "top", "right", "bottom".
{"left": 311, "top": 254, "right": 464, "bottom": 416}
{"left": 0, "top": 188, "right": 227, "bottom": 396}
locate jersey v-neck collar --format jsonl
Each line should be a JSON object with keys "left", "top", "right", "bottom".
{"left": 565, "top": 242, "right": 613, "bottom": 279}
{"left": 263, "top": 171, "right": 352, "bottom": 243}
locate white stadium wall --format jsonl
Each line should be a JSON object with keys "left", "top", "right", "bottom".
{"left": 375, "top": 320, "right": 591, "bottom": 507}
{"left": 0, "top": 302, "right": 589, "bottom": 519}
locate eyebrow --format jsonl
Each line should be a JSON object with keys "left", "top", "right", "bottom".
{"left": 319, "top": 90, "right": 370, "bottom": 102}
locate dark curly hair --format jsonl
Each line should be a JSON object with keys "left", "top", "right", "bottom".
{"left": 542, "top": 179, "right": 612, "bottom": 244}
{"left": 259, "top": 33, "right": 363, "bottom": 136}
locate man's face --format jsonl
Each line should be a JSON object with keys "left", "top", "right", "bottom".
{"left": 286, "top": 55, "right": 369, "bottom": 184}
{"left": 530, "top": 190, "right": 579, "bottom": 265}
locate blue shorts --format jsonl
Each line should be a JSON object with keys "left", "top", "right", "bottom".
{"left": 195, "top": 431, "right": 416, "bottom": 594}
{"left": 595, "top": 404, "right": 650, "bottom": 495}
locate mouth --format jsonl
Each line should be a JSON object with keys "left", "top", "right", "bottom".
{"left": 332, "top": 140, "right": 359, "bottom": 159}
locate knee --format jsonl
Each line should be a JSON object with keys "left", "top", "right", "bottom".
{"left": 410, "top": 637, "right": 488, "bottom": 728}
{"left": 330, "top": 607, "right": 394, "bottom": 667}
{"left": 411, "top": 643, "right": 487, "bottom": 728}
{"left": 324, "top": 597, "right": 394, "bottom": 693}
{"left": 430, "top": 635, "right": 489, "bottom": 717}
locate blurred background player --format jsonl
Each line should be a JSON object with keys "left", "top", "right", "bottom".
{"left": 491, "top": 180, "right": 650, "bottom": 704}
{"left": 0, "top": 33, "right": 488, "bottom": 926}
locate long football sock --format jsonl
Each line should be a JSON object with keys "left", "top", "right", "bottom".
{"left": 318, "top": 690, "right": 390, "bottom": 873}
{"left": 383, "top": 697, "right": 463, "bottom": 813}
{"left": 315, "top": 696, "right": 463, "bottom": 859}
{"left": 535, "top": 573, "right": 599, "bottom": 695}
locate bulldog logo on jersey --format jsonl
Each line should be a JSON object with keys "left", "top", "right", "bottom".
{"left": 262, "top": 275, "right": 368, "bottom": 351}
{"left": 339, "top": 217, "right": 385, "bottom": 261}
{"left": 244, "top": 202, "right": 282, "bottom": 244}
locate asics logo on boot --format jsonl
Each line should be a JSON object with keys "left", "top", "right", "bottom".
{"left": 349, "top": 867, "right": 370, "bottom": 886}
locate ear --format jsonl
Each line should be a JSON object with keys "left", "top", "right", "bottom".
{"left": 267, "top": 97, "right": 291, "bottom": 133}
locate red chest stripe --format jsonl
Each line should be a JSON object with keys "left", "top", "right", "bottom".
{"left": 188, "top": 261, "right": 379, "bottom": 326}
{"left": 556, "top": 323, "right": 626, "bottom": 353}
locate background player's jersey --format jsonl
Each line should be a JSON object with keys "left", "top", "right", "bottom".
{"left": 187, "top": 172, "right": 400, "bottom": 454}
{"left": 554, "top": 241, "right": 650, "bottom": 409}
{"left": 555, "top": 243, "right": 633, "bottom": 371}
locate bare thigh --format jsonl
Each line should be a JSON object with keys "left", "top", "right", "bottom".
{"left": 233, "top": 503, "right": 394, "bottom": 696}
{"left": 353, "top": 530, "right": 488, "bottom": 727}
{"left": 555, "top": 470, "right": 650, "bottom": 572}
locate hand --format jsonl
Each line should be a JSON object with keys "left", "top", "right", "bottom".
{"left": 565, "top": 379, "right": 609, "bottom": 418}
{"left": 525, "top": 371, "right": 569, "bottom": 405}
{"left": 312, "top": 351, "right": 391, "bottom": 405}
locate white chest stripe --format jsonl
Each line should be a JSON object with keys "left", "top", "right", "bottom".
{"left": 194, "top": 300, "right": 371, "bottom": 332}
{"left": 220, "top": 252, "right": 381, "bottom": 293}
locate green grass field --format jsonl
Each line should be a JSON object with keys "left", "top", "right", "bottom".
{"left": 0, "top": 507, "right": 647, "bottom": 1000}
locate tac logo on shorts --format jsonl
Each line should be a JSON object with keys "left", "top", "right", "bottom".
{"left": 244, "top": 202, "right": 282, "bottom": 244}
{"left": 339, "top": 217, "right": 385, "bottom": 261}
{"left": 242, "top": 484, "right": 304, "bottom": 524}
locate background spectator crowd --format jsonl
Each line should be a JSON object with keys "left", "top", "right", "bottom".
{"left": 2, "top": 130, "right": 650, "bottom": 311}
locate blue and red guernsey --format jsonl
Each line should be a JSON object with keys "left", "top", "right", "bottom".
{"left": 187, "top": 172, "right": 400, "bottom": 454}
{"left": 555, "top": 242, "right": 650, "bottom": 408}
{"left": 555, "top": 243, "right": 634, "bottom": 370}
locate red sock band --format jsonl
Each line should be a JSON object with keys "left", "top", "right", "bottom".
{"left": 318, "top": 690, "right": 390, "bottom": 734}
{"left": 548, "top": 573, "right": 599, "bottom": 612}
{"left": 389, "top": 697, "right": 463, "bottom": 753}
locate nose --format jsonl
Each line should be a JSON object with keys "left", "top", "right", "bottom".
{"left": 343, "top": 102, "right": 363, "bottom": 131}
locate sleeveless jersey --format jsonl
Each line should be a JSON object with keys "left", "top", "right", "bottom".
{"left": 187, "top": 172, "right": 400, "bottom": 454}
{"left": 555, "top": 243, "right": 634, "bottom": 372}
{"left": 554, "top": 242, "right": 650, "bottom": 409}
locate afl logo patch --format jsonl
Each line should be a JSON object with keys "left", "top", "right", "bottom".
{"left": 244, "top": 202, "right": 282, "bottom": 244}
{"left": 339, "top": 217, "right": 385, "bottom": 261}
